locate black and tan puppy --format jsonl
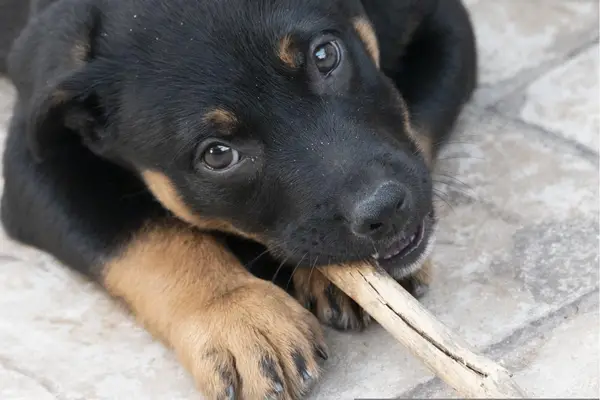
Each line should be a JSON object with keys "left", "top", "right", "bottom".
{"left": 1, "top": 0, "right": 477, "bottom": 398}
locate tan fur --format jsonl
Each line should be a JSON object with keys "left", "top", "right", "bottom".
{"left": 409, "top": 127, "right": 434, "bottom": 168}
{"left": 411, "top": 257, "right": 434, "bottom": 286}
{"left": 293, "top": 268, "right": 330, "bottom": 307}
{"left": 352, "top": 16, "right": 435, "bottom": 166}
{"left": 103, "top": 221, "right": 325, "bottom": 399}
{"left": 353, "top": 17, "right": 380, "bottom": 68}
{"left": 278, "top": 35, "right": 297, "bottom": 68}
{"left": 203, "top": 108, "right": 238, "bottom": 135}
{"left": 71, "top": 41, "right": 90, "bottom": 66}
{"left": 396, "top": 97, "right": 434, "bottom": 168}
{"left": 293, "top": 268, "right": 370, "bottom": 330}
{"left": 141, "top": 170, "right": 261, "bottom": 241}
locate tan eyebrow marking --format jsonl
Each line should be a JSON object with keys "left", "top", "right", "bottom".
{"left": 203, "top": 108, "right": 238, "bottom": 135}
{"left": 353, "top": 17, "right": 380, "bottom": 68}
{"left": 278, "top": 35, "right": 298, "bottom": 68}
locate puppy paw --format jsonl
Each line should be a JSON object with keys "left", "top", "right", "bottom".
{"left": 293, "top": 269, "right": 371, "bottom": 331}
{"left": 398, "top": 259, "right": 433, "bottom": 300}
{"left": 175, "top": 279, "right": 327, "bottom": 400}
{"left": 293, "top": 260, "right": 434, "bottom": 331}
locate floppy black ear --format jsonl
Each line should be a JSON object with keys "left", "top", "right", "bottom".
{"left": 7, "top": 0, "right": 107, "bottom": 162}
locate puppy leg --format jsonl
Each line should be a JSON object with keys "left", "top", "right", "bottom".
{"left": 105, "top": 222, "right": 327, "bottom": 399}
{"left": 1, "top": 131, "right": 325, "bottom": 399}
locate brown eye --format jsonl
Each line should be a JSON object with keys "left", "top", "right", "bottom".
{"left": 313, "top": 41, "right": 341, "bottom": 74}
{"left": 202, "top": 143, "right": 240, "bottom": 170}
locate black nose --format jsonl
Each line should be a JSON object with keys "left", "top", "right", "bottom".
{"left": 349, "top": 181, "right": 411, "bottom": 238}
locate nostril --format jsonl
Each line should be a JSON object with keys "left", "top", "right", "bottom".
{"left": 394, "top": 190, "right": 408, "bottom": 212}
{"left": 369, "top": 222, "right": 384, "bottom": 232}
{"left": 395, "top": 197, "right": 405, "bottom": 212}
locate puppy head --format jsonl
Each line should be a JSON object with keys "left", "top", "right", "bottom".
{"left": 12, "top": 0, "right": 435, "bottom": 278}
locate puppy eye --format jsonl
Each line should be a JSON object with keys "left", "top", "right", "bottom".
{"left": 312, "top": 40, "right": 341, "bottom": 74}
{"left": 201, "top": 143, "right": 240, "bottom": 170}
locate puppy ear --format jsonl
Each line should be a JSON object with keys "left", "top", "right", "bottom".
{"left": 7, "top": 0, "right": 107, "bottom": 161}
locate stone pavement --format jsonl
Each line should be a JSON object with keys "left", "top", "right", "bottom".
{"left": 0, "top": 0, "right": 598, "bottom": 399}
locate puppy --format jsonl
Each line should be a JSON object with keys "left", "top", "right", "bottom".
{"left": 1, "top": 0, "right": 477, "bottom": 398}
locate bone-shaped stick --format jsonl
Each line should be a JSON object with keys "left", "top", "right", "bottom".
{"left": 318, "top": 263, "right": 527, "bottom": 398}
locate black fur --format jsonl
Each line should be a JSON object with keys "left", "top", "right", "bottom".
{"left": 1, "top": 0, "right": 476, "bottom": 279}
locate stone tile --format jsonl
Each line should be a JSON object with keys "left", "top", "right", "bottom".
{"left": 0, "top": 255, "right": 199, "bottom": 400}
{"left": 513, "top": 306, "right": 600, "bottom": 398}
{"left": 465, "top": 0, "right": 599, "bottom": 105}
{"left": 418, "top": 109, "right": 599, "bottom": 344}
{"left": 425, "top": 207, "right": 597, "bottom": 349}
{"left": 309, "top": 327, "right": 433, "bottom": 399}
{"left": 439, "top": 108, "right": 599, "bottom": 223}
{"left": 313, "top": 107, "right": 600, "bottom": 398}
{"left": 0, "top": 364, "right": 57, "bottom": 400}
{"left": 501, "top": 46, "right": 599, "bottom": 152}
{"left": 400, "top": 294, "right": 600, "bottom": 399}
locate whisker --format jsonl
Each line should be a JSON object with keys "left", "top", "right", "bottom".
{"left": 286, "top": 253, "right": 307, "bottom": 291}
{"left": 370, "top": 240, "right": 378, "bottom": 257}
{"left": 435, "top": 183, "right": 476, "bottom": 202}
{"left": 434, "top": 174, "right": 478, "bottom": 201}
{"left": 433, "top": 188, "right": 452, "bottom": 202}
{"left": 436, "top": 155, "right": 484, "bottom": 162}
{"left": 435, "top": 239, "right": 461, "bottom": 246}
{"left": 434, "top": 173, "right": 473, "bottom": 189}
{"left": 272, "top": 250, "right": 294, "bottom": 284}
{"left": 245, "top": 248, "right": 271, "bottom": 272}
{"left": 440, "top": 184, "right": 477, "bottom": 201}
{"left": 433, "top": 189, "right": 454, "bottom": 213}
{"left": 306, "top": 255, "right": 319, "bottom": 291}
{"left": 436, "top": 140, "right": 477, "bottom": 147}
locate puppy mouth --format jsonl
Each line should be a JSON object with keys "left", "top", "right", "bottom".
{"left": 372, "top": 223, "right": 425, "bottom": 265}
{"left": 370, "top": 214, "right": 434, "bottom": 274}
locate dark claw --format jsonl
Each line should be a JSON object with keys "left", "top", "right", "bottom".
{"left": 304, "top": 295, "right": 316, "bottom": 311}
{"left": 325, "top": 285, "right": 342, "bottom": 316}
{"left": 273, "top": 381, "right": 284, "bottom": 393}
{"left": 300, "top": 368, "right": 312, "bottom": 383}
{"left": 225, "top": 385, "right": 235, "bottom": 400}
{"left": 292, "top": 351, "right": 313, "bottom": 384}
{"left": 260, "top": 356, "right": 284, "bottom": 394}
{"left": 314, "top": 345, "right": 328, "bottom": 360}
{"left": 265, "top": 384, "right": 284, "bottom": 400}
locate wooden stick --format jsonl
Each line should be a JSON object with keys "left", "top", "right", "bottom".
{"left": 319, "top": 262, "right": 527, "bottom": 398}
